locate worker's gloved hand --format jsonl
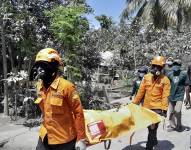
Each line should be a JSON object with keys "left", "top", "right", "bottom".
{"left": 75, "top": 139, "right": 86, "bottom": 150}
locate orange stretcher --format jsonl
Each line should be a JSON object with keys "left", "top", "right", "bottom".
{"left": 84, "top": 103, "right": 162, "bottom": 149}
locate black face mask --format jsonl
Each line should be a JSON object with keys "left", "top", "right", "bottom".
{"left": 151, "top": 65, "right": 162, "bottom": 77}
{"left": 168, "top": 64, "right": 173, "bottom": 68}
{"left": 33, "top": 62, "right": 58, "bottom": 86}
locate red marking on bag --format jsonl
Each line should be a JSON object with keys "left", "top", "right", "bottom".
{"left": 87, "top": 120, "right": 106, "bottom": 138}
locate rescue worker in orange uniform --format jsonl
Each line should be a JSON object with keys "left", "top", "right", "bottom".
{"left": 133, "top": 56, "right": 171, "bottom": 150}
{"left": 30, "top": 48, "right": 86, "bottom": 150}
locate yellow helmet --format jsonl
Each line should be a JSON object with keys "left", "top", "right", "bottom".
{"left": 151, "top": 56, "right": 165, "bottom": 67}
{"left": 35, "top": 48, "right": 62, "bottom": 65}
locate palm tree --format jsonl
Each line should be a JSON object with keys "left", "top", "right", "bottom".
{"left": 121, "top": 0, "right": 191, "bottom": 32}
{"left": 95, "top": 15, "right": 113, "bottom": 30}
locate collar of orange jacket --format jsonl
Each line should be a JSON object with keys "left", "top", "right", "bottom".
{"left": 38, "top": 76, "right": 60, "bottom": 90}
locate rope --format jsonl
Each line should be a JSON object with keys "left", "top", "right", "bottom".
{"left": 104, "top": 140, "right": 111, "bottom": 149}
{"left": 162, "top": 117, "right": 166, "bottom": 131}
{"left": 129, "top": 132, "right": 135, "bottom": 150}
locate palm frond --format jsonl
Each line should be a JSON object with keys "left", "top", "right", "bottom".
{"left": 184, "top": 8, "right": 191, "bottom": 24}
{"left": 151, "top": 0, "right": 167, "bottom": 29}
{"left": 121, "top": 0, "right": 191, "bottom": 30}
{"left": 131, "top": 1, "right": 148, "bottom": 25}
{"left": 141, "top": 1, "right": 155, "bottom": 23}
{"left": 180, "top": 0, "right": 191, "bottom": 7}
{"left": 160, "top": 0, "right": 178, "bottom": 24}
{"left": 121, "top": 0, "right": 145, "bottom": 21}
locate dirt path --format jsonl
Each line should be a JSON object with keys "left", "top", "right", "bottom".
{"left": 0, "top": 104, "right": 191, "bottom": 150}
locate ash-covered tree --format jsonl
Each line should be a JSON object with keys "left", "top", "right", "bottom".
{"left": 121, "top": 0, "right": 191, "bottom": 32}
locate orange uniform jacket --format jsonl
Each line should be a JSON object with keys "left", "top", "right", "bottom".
{"left": 35, "top": 77, "right": 86, "bottom": 144}
{"left": 133, "top": 73, "right": 171, "bottom": 111}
